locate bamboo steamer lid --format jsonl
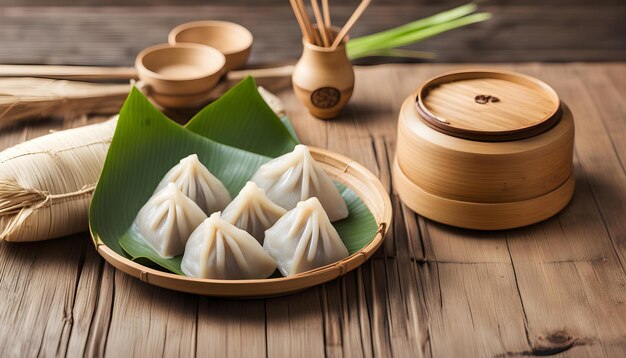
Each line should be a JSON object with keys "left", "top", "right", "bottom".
{"left": 394, "top": 69, "right": 575, "bottom": 230}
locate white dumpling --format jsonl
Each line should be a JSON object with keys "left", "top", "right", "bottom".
{"left": 251, "top": 144, "right": 349, "bottom": 221}
{"left": 221, "top": 181, "right": 287, "bottom": 244}
{"left": 155, "top": 154, "right": 231, "bottom": 215}
{"left": 181, "top": 212, "right": 277, "bottom": 279}
{"left": 264, "top": 197, "right": 349, "bottom": 276}
{"left": 134, "top": 183, "right": 207, "bottom": 258}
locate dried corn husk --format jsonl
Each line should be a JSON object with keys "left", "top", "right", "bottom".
{"left": 0, "top": 117, "right": 117, "bottom": 242}
{"left": 0, "top": 78, "right": 129, "bottom": 128}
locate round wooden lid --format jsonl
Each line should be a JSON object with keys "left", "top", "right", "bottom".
{"left": 415, "top": 69, "right": 562, "bottom": 141}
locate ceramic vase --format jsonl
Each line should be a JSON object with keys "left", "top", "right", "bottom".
{"left": 292, "top": 38, "right": 354, "bottom": 119}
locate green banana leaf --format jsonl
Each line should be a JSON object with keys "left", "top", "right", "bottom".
{"left": 89, "top": 78, "right": 378, "bottom": 276}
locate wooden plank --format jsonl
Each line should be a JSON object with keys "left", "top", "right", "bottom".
{"left": 573, "top": 64, "right": 626, "bottom": 171}
{"left": 504, "top": 154, "right": 626, "bottom": 356}
{"left": 320, "top": 273, "right": 373, "bottom": 358}
{"left": 265, "top": 289, "right": 326, "bottom": 357}
{"left": 4, "top": 0, "right": 625, "bottom": 6}
{"left": 103, "top": 272, "right": 197, "bottom": 357}
{"left": 0, "top": 235, "right": 88, "bottom": 356}
{"left": 65, "top": 238, "right": 107, "bottom": 357}
{"left": 0, "top": 5, "right": 623, "bottom": 67}
{"left": 196, "top": 298, "right": 266, "bottom": 357}
{"left": 82, "top": 261, "right": 116, "bottom": 357}
{"left": 519, "top": 64, "right": 626, "bottom": 272}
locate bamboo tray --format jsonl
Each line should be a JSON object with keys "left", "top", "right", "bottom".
{"left": 91, "top": 147, "right": 392, "bottom": 297}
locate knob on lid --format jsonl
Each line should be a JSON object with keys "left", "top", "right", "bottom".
{"left": 416, "top": 69, "right": 562, "bottom": 141}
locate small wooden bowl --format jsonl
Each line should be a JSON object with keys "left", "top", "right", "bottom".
{"left": 135, "top": 43, "right": 225, "bottom": 108}
{"left": 92, "top": 147, "right": 392, "bottom": 297}
{"left": 169, "top": 21, "right": 253, "bottom": 72}
{"left": 394, "top": 69, "right": 575, "bottom": 230}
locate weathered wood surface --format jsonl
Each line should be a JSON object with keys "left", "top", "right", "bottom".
{"left": 0, "top": 3, "right": 624, "bottom": 66}
{"left": 0, "top": 63, "right": 625, "bottom": 357}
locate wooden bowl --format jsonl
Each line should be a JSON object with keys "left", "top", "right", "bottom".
{"left": 135, "top": 43, "right": 225, "bottom": 108}
{"left": 394, "top": 69, "right": 575, "bottom": 230}
{"left": 91, "top": 147, "right": 392, "bottom": 297}
{"left": 169, "top": 21, "right": 253, "bottom": 72}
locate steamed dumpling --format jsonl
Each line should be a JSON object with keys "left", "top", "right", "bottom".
{"left": 264, "top": 197, "right": 349, "bottom": 276}
{"left": 251, "top": 144, "right": 349, "bottom": 221}
{"left": 181, "top": 212, "right": 277, "bottom": 279}
{"left": 134, "top": 183, "right": 207, "bottom": 258}
{"left": 221, "top": 181, "right": 287, "bottom": 244}
{"left": 155, "top": 154, "right": 231, "bottom": 215}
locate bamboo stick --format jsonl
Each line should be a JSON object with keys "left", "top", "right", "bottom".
{"left": 321, "top": 0, "right": 334, "bottom": 42}
{"left": 289, "top": 0, "right": 312, "bottom": 42}
{"left": 322, "top": 0, "right": 331, "bottom": 28}
{"left": 310, "top": 0, "right": 330, "bottom": 47}
{"left": 0, "top": 65, "right": 138, "bottom": 81}
{"left": 331, "top": 0, "right": 371, "bottom": 49}
{"left": 295, "top": 0, "right": 320, "bottom": 45}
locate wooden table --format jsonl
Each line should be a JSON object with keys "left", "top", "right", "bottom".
{"left": 0, "top": 63, "right": 625, "bottom": 357}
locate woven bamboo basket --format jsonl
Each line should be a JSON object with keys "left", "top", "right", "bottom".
{"left": 91, "top": 147, "right": 392, "bottom": 297}
{"left": 394, "top": 69, "right": 575, "bottom": 230}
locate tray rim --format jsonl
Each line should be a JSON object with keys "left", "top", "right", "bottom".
{"left": 90, "top": 146, "right": 392, "bottom": 297}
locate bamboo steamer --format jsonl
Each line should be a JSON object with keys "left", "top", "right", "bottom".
{"left": 394, "top": 69, "right": 575, "bottom": 230}
{"left": 92, "top": 147, "right": 391, "bottom": 297}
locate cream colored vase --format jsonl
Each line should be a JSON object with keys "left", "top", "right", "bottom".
{"left": 292, "top": 40, "right": 354, "bottom": 119}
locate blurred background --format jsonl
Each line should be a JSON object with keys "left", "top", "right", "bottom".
{"left": 0, "top": 0, "right": 624, "bottom": 66}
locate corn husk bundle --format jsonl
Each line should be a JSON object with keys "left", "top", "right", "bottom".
{"left": 0, "top": 117, "right": 117, "bottom": 241}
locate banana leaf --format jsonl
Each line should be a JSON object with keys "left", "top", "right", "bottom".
{"left": 89, "top": 78, "right": 378, "bottom": 276}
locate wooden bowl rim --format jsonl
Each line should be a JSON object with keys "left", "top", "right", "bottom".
{"left": 135, "top": 43, "right": 226, "bottom": 82}
{"left": 90, "top": 146, "right": 392, "bottom": 297}
{"left": 416, "top": 68, "right": 562, "bottom": 141}
{"left": 168, "top": 20, "right": 254, "bottom": 56}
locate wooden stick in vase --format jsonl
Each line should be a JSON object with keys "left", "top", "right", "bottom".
{"left": 310, "top": 0, "right": 330, "bottom": 47}
{"left": 331, "top": 0, "right": 371, "bottom": 50}
{"left": 289, "top": 0, "right": 312, "bottom": 42}
{"left": 295, "top": 0, "right": 320, "bottom": 45}
{"left": 322, "top": 0, "right": 334, "bottom": 42}
{"left": 322, "top": 0, "right": 331, "bottom": 27}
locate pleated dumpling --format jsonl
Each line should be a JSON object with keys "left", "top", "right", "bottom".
{"left": 134, "top": 183, "right": 207, "bottom": 258}
{"left": 155, "top": 154, "right": 231, "bottom": 215}
{"left": 251, "top": 144, "right": 349, "bottom": 221}
{"left": 181, "top": 212, "right": 277, "bottom": 279}
{"left": 263, "top": 197, "right": 349, "bottom": 276}
{"left": 221, "top": 181, "right": 287, "bottom": 244}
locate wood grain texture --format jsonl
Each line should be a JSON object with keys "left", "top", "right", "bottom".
{"left": 0, "top": 63, "right": 625, "bottom": 357}
{"left": 0, "top": 3, "right": 624, "bottom": 66}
